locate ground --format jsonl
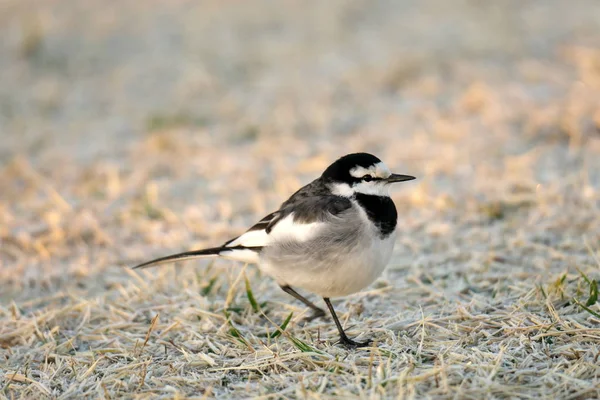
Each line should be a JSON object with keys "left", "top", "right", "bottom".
{"left": 1, "top": 0, "right": 600, "bottom": 399}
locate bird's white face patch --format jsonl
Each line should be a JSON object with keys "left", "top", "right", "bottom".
{"left": 329, "top": 182, "right": 354, "bottom": 197}
{"left": 349, "top": 162, "right": 391, "bottom": 180}
{"left": 331, "top": 161, "right": 392, "bottom": 197}
{"left": 352, "top": 180, "right": 390, "bottom": 196}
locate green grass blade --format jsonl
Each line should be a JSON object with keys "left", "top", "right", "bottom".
{"left": 245, "top": 276, "right": 260, "bottom": 313}
{"left": 224, "top": 310, "right": 248, "bottom": 345}
{"left": 573, "top": 298, "right": 600, "bottom": 319}
{"left": 289, "top": 336, "right": 313, "bottom": 352}
{"left": 270, "top": 312, "right": 293, "bottom": 339}
{"left": 201, "top": 277, "right": 218, "bottom": 296}
{"left": 575, "top": 267, "right": 592, "bottom": 285}
{"left": 287, "top": 336, "right": 326, "bottom": 355}
{"left": 586, "top": 280, "right": 598, "bottom": 307}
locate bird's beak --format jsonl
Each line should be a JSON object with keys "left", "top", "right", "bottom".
{"left": 385, "top": 173, "right": 416, "bottom": 183}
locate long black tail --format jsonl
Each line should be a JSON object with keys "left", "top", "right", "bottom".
{"left": 132, "top": 247, "right": 223, "bottom": 269}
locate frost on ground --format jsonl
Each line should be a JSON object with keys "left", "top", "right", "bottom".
{"left": 1, "top": 1, "right": 600, "bottom": 398}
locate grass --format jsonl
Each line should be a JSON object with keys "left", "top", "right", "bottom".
{"left": 2, "top": 0, "right": 600, "bottom": 398}
{"left": 1, "top": 143, "right": 599, "bottom": 399}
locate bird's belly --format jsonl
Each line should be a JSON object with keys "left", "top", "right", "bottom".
{"left": 260, "top": 231, "right": 396, "bottom": 298}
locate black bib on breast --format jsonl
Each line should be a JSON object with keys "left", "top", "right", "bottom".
{"left": 354, "top": 193, "right": 397, "bottom": 237}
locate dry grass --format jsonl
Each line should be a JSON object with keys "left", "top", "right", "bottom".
{"left": 2, "top": 1, "right": 600, "bottom": 398}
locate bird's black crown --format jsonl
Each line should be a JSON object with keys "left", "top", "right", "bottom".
{"left": 321, "top": 153, "right": 382, "bottom": 183}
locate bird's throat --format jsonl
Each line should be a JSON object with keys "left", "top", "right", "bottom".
{"left": 354, "top": 193, "right": 398, "bottom": 237}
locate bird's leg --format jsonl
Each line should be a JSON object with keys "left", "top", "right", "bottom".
{"left": 323, "top": 298, "right": 371, "bottom": 348}
{"left": 280, "top": 285, "right": 326, "bottom": 321}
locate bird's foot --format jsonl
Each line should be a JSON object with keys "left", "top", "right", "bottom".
{"left": 302, "top": 308, "right": 327, "bottom": 323}
{"left": 338, "top": 335, "right": 372, "bottom": 349}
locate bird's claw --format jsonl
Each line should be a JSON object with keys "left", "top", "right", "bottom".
{"left": 338, "top": 336, "right": 372, "bottom": 349}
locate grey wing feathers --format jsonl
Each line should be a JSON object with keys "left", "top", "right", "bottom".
{"left": 280, "top": 177, "right": 331, "bottom": 208}
{"left": 225, "top": 195, "right": 351, "bottom": 238}
{"left": 132, "top": 182, "right": 351, "bottom": 269}
{"left": 275, "top": 195, "right": 352, "bottom": 224}
{"left": 245, "top": 195, "right": 352, "bottom": 234}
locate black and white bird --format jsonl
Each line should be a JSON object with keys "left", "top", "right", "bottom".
{"left": 133, "top": 153, "right": 415, "bottom": 347}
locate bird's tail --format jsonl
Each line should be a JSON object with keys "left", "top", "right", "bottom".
{"left": 132, "top": 247, "right": 223, "bottom": 269}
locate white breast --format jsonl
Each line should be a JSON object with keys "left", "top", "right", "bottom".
{"left": 325, "top": 229, "right": 396, "bottom": 297}
{"left": 258, "top": 202, "right": 397, "bottom": 298}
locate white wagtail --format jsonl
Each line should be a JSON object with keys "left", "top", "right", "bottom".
{"left": 134, "top": 153, "right": 415, "bottom": 347}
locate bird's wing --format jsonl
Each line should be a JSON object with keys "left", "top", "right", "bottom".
{"left": 219, "top": 212, "right": 277, "bottom": 263}
{"left": 276, "top": 195, "right": 353, "bottom": 226}
{"left": 133, "top": 196, "right": 353, "bottom": 268}
{"left": 220, "top": 196, "right": 353, "bottom": 263}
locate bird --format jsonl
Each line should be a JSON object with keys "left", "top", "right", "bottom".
{"left": 133, "top": 153, "right": 415, "bottom": 348}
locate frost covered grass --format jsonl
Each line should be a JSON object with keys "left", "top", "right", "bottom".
{"left": 2, "top": 1, "right": 600, "bottom": 398}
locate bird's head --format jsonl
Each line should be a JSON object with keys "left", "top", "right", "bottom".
{"left": 322, "top": 153, "right": 415, "bottom": 197}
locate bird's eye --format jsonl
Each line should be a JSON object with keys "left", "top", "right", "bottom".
{"left": 363, "top": 175, "right": 373, "bottom": 182}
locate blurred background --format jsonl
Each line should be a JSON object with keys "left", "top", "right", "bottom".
{"left": 1, "top": 0, "right": 600, "bottom": 295}
{"left": 3, "top": 3, "right": 600, "bottom": 397}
